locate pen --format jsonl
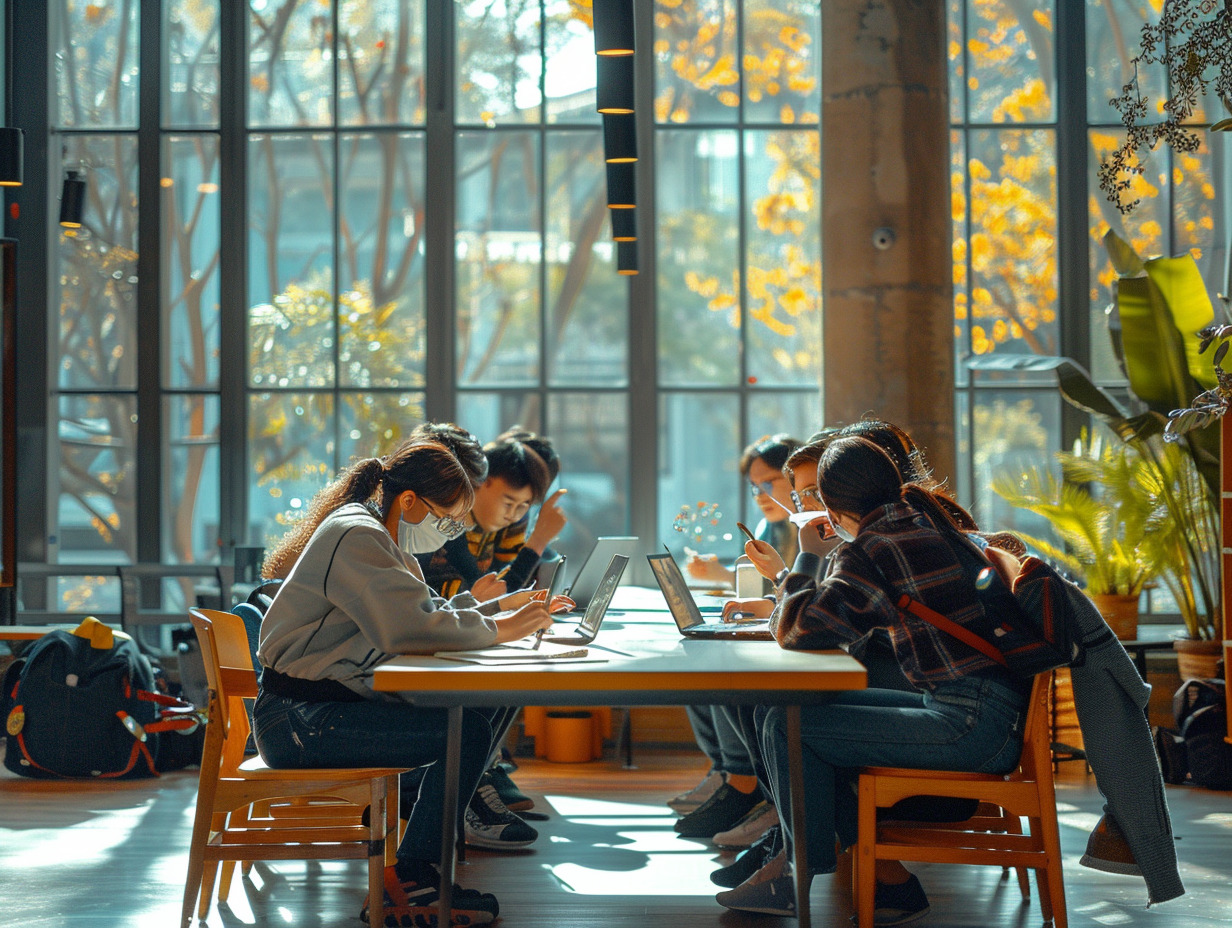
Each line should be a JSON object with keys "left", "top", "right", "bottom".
{"left": 532, "top": 628, "right": 546, "bottom": 650}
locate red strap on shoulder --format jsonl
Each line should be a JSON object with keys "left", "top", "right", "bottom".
{"left": 894, "top": 593, "right": 1008, "bottom": 668}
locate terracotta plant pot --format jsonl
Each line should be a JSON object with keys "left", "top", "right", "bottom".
{"left": 1089, "top": 592, "right": 1140, "bottom": 641}
{"left": 1173, "top": 637, "right": 1221, "bottom": 681}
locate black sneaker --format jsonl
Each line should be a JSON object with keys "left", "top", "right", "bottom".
{"left": 851, "top": 873, "right": 931, "bottom": 927}
{"left": 483, "top": 763, "right": 534, "bottom": 812}
{"left": 464, "top": 782, "right": 538, "bottom": 849}
{"left": 360, "top": 862, "right": 499, "bottom": 926}
{"left": 674, "top": 781, "right": 761, "bottom": 838}
{"left": 710, "top": 824, "right": 782, "bottom": 888}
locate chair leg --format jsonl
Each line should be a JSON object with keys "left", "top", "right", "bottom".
{"left": 368, "top": 777, "right": 389, "bottom": 928}
{"left": 855, "top": 776, "right": 878, "bottom": 928}
{"left": 1001, "top": 809, "right": 1030, "bottom": 899}
{"left": 182, "top": 779, "right": 221, "bottom": 928}
{"left": 217, "top": 861, "right": 236, "bottom": 904}
{"left": 1034, "top": 811, "right": 1068, "bottom": 928}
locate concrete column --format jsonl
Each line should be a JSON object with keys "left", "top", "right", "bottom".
{"left": 822, "top": 0, "right": 955, "bottom": 483}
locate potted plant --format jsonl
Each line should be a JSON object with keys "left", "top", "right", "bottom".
{"left": 992, "top": 433, "right": 1158, "bottom": 640}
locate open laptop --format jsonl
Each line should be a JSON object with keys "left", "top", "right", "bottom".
{"left": 562, "top": 536, "right": 639, "bottom": 610}
{"left": 540, "top": 554, "right": 629, "bottom": 644}
{"left": 647, "top": 551, "right": 774, "bottom": 641}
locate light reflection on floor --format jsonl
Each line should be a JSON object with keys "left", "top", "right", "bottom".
{"left": 541, "top": 793, "right": 731, "bottom": 896}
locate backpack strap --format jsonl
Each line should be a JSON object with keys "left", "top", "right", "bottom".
{"left": 892, "top": 593, "right": 1008, "bottom": 669}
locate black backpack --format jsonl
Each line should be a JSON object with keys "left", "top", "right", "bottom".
{"left": 2, "top": 618, "right": 202, "bottom": 779}
{"left": 1170, "top": 678, "right": 1232, "bottom": 790}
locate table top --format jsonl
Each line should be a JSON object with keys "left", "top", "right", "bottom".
{"left": 371, "top": 622, "right": 866, "bottom": 706}
{"left": 0, "top": 624, "right": 77, "bottom": 640}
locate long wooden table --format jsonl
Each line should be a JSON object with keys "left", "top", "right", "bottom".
{"left": 372, "top": 621, "right": 866, "bottom": 928}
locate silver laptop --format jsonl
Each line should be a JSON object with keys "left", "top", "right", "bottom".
{"left": 647, "top": 552, "right": 774, "bottom": 641}
{"left": 563, "top": 536, "right": 639, "bottom": 610}
{"left": 541, "top": 554, "right": 629, "bottom": 644}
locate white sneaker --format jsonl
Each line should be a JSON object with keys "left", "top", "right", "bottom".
{"left": 667, "top": 769, "right": 724, "bottom": 813}
{"left": 713, "top": 800, "right": 779, "bottom": 849}
{"left": 464, "top": 783, "right": 538, "bottom": 849}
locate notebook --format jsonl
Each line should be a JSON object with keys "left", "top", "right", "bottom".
{"left": 646, "top": 551, "right": 774, "bottom": 641}
{"left": 562, "top": 536, "right": 639, "bottom": 610}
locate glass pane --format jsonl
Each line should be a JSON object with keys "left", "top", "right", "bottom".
{"left": 741, "top": 0, "right": 819, "bottom": 124}
{"left": 747, "top": 391, "right": 821, "bottom": 445}
{"left": 659, "top": 392, "right": 740, "bottom": 561}
{"left": 656, "top": 130, "right": 740, "bottom": 385}
{"left": 1085, "top": 0, "right": 1164, "bottom": 126}
{"left": 1174, "top": 133, "right": 1226, "bottom": 295}
{"left": 58, "top": 394, "right": 137, "bottom": 563}
{"left": 545, "top": 1, "right": 598, "bottom": 124}
{"left": 966, "top": 129, "right": 1058, "bottom": 358}
{"left": 947, "top": 0, "right": 964, "bottom": 124}
{"left": 456, "top": 131, "right": 542, "bottom": 386}
{"left": 55, "top": 0, "right": 139, "bottom": 128}
{"left": 653, "top": 0, "right": 739, "bottom": 124}
{"left": 952, "top": 129, "right": 970, "bottom": 385}
{"left": 248, "top": 134, "right": 336, "bottom": 389}
{"left": 338, "top": 132, "right": 427, "bottom": 388}
{"left": 545, "top": 131, "right": 627, "bottom": 386}
{"left": 16, "top": 573, "right": 122, "bottom": 617}
{"left": 339, "top": 0, "right": 427, "bottom": 126}
{"left": 545, "top": 392, "right": 631, "bottom": 563}
{"left": 969, "top": 389, "right": 1060, "bottom": 539}
{"left": 457, "top": 391, "right": 543, "bottom": 443}
{"left": 249, "top": 392, "right": 336, "bottom": 550}
{"left": 456, "top": 0, "right": 542, "bottom": 125}
{"left": 337, "top": 392, "right": 427, "bottom": 461}
{"left": 955, "top": 388, "right": 971, "bottom": 508}
{"left": 1088, "top": 128, "right": 1168, "bottom": 383}
{"left": 57, "top": 135, "right": 139, "bottom": 391}
{"left": 965, "top": 0, "right": 1054, "bottom": 124}
{"left": 164, "top": 135, "right": 221, "bottom": 390}
{"left": 165, "top": 0, "right": 221, "bottom": 128}
{"left": 163, "top": 394, "right": 220, "bottom": 563}
{"left": 744, "top": 130, "right": 822, "bottom": 387}
{"left": 249, "top": 0, "right": 334, "bottom": 127}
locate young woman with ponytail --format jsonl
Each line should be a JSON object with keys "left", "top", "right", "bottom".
{"left": 717, "top": 435, "right": 1031, "bottom": 926}
{"left": 253, "top": 439, "right": 562, "bottom": 927}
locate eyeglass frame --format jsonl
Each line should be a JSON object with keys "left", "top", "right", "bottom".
{"left": 422, "top": 500, "right": 469, "bottom": 540}
{"left": 789, "top": 485, "right": 822, "bottom": 513}
{"left": 748, "top": 479, "right": 779, "bottom": 499}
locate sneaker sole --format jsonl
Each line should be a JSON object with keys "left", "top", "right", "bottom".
{"left": 872, "top": 904, "right": 931, "bottom": 927}
{"left": 722, "top": 901, "right": 795, "bottom": 917}
{"left": 464, "top": 833, "right": 537, "bottom": 850}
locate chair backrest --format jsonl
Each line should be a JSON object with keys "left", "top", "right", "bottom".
{"left": 189, "top": 607, "right": 260, "bottom": 770}
{"left": 1015, "top": 673, "right": 1052, "bottom": 783}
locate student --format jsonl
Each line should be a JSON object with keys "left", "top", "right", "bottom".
{"left": 716, "top": 436, "right": 1031, "bottom": 925}
{"left": 685, "top": 433, "right": 801, "bottom": 588}
{"left": 669, "top": 435, "right": 801, "bottom": 839}
{"left": 420, "top": 426, "right": 568, "bottom": 601}
{"left": 252, "top": 439, "right": 563, "bottom": 927}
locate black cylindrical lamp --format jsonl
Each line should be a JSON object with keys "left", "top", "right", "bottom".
{"left": 0, "top": 128, "right": 23, "bottom": 187}
{"left": 596, "top": 54, "right": 635, "bottom": 114}
{"left": 610, "top": 207, "right": 636, "bottom": 242}
{"left": 605, "top": 161, "right": 636, "bottom": 209}
{"left": 617, "top": 240, "right": 638, "bottom": 275}
{"left": 593, "top": 0, "right": 635, "bottom": 56}
{"left": 59, "top": 170, "right": 87, "bottom": 228}
{"left": 603, "top": 113, "right": 637, "bottom": 163}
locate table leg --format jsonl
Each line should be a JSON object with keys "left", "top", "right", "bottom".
{"left": 437, "top": 705, "right": 463, "bottom": 923}
{"left": 787, "top": 704, "right": 810, "bottom": 928}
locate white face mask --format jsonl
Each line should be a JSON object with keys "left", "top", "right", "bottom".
{"left": 398, "top": 511, "right": 452, "bottom": 554}
{"left": 828, "top": 512, "right": 857, "bottom": 543}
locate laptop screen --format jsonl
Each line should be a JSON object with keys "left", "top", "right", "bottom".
{"left": 646, "top": 552, "right": 704, "bottom": 630}
{"left": 566, "top": 536, "right": 639, "bottom": 607}
{"left": 536, "top": 555, "right": 566, "bottom": 597}
{"left": 578, "top": 554, "right": 629, "bottom": 637}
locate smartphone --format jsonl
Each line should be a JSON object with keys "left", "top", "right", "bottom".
{"left": 735, "top": 521, "right": 756, "bottom": 542}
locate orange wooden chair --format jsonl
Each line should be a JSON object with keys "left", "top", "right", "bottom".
{"left": 182, "top": 608, "right": 405, "bottom": 928}
{"left": 854, "top": 673, "right": 1065, "bottom": 928}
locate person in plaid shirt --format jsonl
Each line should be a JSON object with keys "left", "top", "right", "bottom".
{"left": 718, "top": 435, "right": 1031, "bottom": 925}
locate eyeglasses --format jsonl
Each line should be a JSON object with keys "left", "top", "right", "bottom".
{"left": 749, "top": 480, "right": 777, "bottom": 499}
{"left": 424, "top": 502, "right": 469, "bottom": 540}
{"left": 790, "top": 485, "right": 822, "bottom": 513}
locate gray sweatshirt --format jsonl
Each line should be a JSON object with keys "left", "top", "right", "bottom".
{"left": 258, "top": 502, "right": 500, "bottom": 699}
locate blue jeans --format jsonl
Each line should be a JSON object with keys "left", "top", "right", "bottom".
{"left": 252, "top": 690, "right": 515, "bottom": 863}
{"left": 686, "top": 704, "right": 756, "bottom": 777}
{"left": 756, "top": 675, "right": 1029, "bottom": 875}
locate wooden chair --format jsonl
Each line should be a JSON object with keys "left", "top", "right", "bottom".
{"left": 854, "top": 674, "right": 1065, "bottom": 928}
{"left": 182, "top": 608, "right": 405, "bottom": 928}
